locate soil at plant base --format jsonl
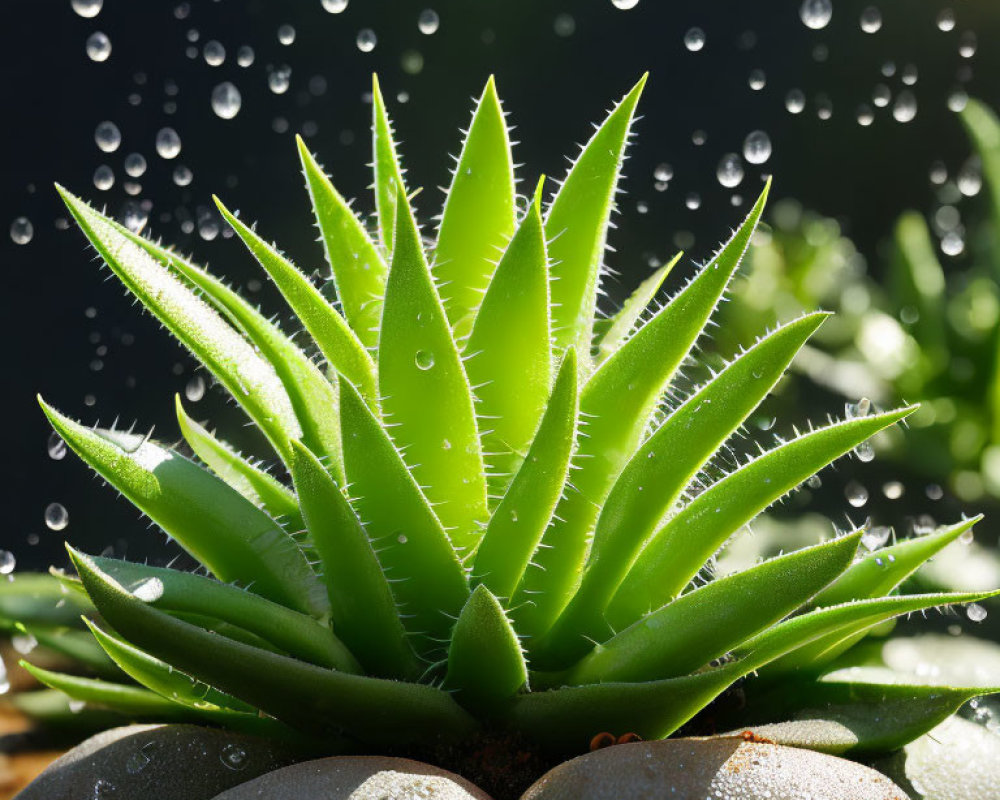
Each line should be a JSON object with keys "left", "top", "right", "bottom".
{"left": 387, "top": 727, "right": 564, "bottom": 800}
{"left": 0, "top": 706, "right": 61, "bottom": 800}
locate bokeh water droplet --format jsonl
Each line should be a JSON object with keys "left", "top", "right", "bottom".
{"left": 267, "top": 65, "right": 292, "bottom": 94}
{"left": 124, "top": 152, "right": 147, "bottom": 178}
{"left": 71, "top": 0, "right": 103, "bottom": 19}
{"left": 155, "top": 127, "right": 182, "bottom": 159}
{"left": 322, "top": 0, "right": 348, "bottom": 11}
{"left": 356, "top": 28, "right": 377, "bottom": 53}
{"left": 553, "top": 13, "right": 575, "bottom": 37}
{"left": 799, "top": 0, "right": 833, "bottom": 30}
{"left": 173, "top": 164, "right": 193, "bottom": 186}
{"left": 856, "top": 104, "right": 874, "bottom": 127}
{"left": 958, "top": 31, "right": 977, "bottom": 58}
{"left": 220, "top": 744, "right": 249, "bottom": 771}
{"left": 95, "top": 120, "right": 121, "bottom": 153}
{"left": 743, "top": 130, "right": 772, "bottom": 164}
{"left": 785, "top": 89, "right": 806, "bottom": 114}
{"left": 86, "top": 31, "right": 112, "bottom": 62}
{"left": 203, "top": 39, "right": 225, "bottom": 66}
{"left": 48, "top": 432, "right": 68, "bottom": 461}
{"left": 936, "top": 9, "right": 956, "bottom": 32}
{"left": 611, "top": 0, "right": 640, "bottom": 9}
{"left": 44, "top": 503, "right": 69, "bottom": 531}
{"left": 958, "top": 162, "right": 982, "bottom": 197}
{"left": 10, "top": 217, "right": 33, "bottom": 245}
{"left": 882, "top": 481, "right": 903, "bottom": 499}
{"left": 0, "top": 551, "right": 15, "bottom": 575}
{"left": 716, "top": 154, "right": 744, "bottom": 188}
{"left": 967, "top": 603, "right": 988, "bottom": 623}
{"left": 277, "top": 24, "right": 296, "bottom": 45}
{"left": 747, "top": 69, "right": 766, "bottom": 91}
{"left": 940, "top": 231, "right": 964, "bottom": 256}
{"left": 415, "top": 350, "right": 435, "bottom": 370}
{"left": 683, "top": 27, "right": 705, "bottom": 52}
{"left": 211, "top": 81, "right": 242, "bottom": 119}
{"left": 872, "top": 84, "right": 891, "bottom": 108}
{"left": 418, "top": 9, "right": 440, "bottom": 35}
{"left": 846, "top": 481, "right": 869, "bottom": 508}
{"left": 859, "top": 6, "right": 881, "bottom": 33}
{"left": 685, "top": 192, "right": 701, "bottom": 210}
{"left": 122, "top": 202, "right": 148, "bottom": 233}
{"left": 892, "top": 90, "right": 917, "bottom": 123}
{"left": 653, "top": 163, "right": 673, "bottom": 182}
{"left": 92, "top": 164, "right": 114, "bottom": 191}
{"left": 236, "top": 45, "right": 255, "bottom": 67}
{"left": 901, "top": 63, "right": 918, "bottom": 86}
{"left": 185, "top": 375, "right": 206, "bottom": 402}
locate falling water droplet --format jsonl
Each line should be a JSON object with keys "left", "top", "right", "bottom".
{"left": 958, "top": 162, "right": 982, "bottom": 197}
{"left": 91, "top": 164, "right": 114, "bottom": 191}
{"left": 155, "top": 127, "right": 182, "bottom": 159}
{"left": 799, "top": 0, "right": 833, "bottom": 30}
{"left": 882, "top": 481, "right": 904, "bottom": 499}
{"left": 418, "top": 9, "right": 440, "bottom": 34}
{"left": 356, "top": 28, "right": 377, "bottom": 52}
{"left": 95, "top": 120, "right": 121, "bottom": 153}
{"left": 415, "top": 350, "right": 435, "bottom": 370}
{"left": 0, "top": 551, "right": 15, "bottom": 575}
{"left": 86, "top": 31, "right": 112, "bottom": 62}
{"left": 936, "top": 9, "right": 956, "bottom": 32}
{"left": 122, "top": 202, "right": 148, "bottom": 233}
{"left": 173, "top": 165, "right": 193, "bottom": 186}
{"left": 45, "top": 503, "right": 69, "bottom": 531}
{"left": 203, "top": 39, "right": 225, "bottom": 66}
{"left": 553, "top": 14, "right": 575, "bottom": 37}
{"left": 185, "top": 375, "right": 206, "bottom": 402}
{"left": 716, "top": 154, "right": 744, "bottom": 188}
{"left": 322, "top": 0, "right": 348, "bottom": 12}
{"left": 743, "top": 130, "right": 772, "bottom": 164}
{"left": 785, "top": 89, "right": 806, "bottom": 114}
{"left": 856, "top": 104, "right": 874, "bottom": 127}
{"left": 211, "top": 82, "right": 242, "bottom": 119}
{"left": 653, "top": 163, "right": 673, "bottom": 182}
{"left": 611, "top": 0, "right": 640, "bottom": 9}
{"left": 236, "top": 45, "right": 255, "bottom": 67}
{"left": 872, "top": 84, "right": 891, "bottom": 108}
{"left": 277, "top": 24, "right": 296, "bottom": 45}
{"left": 685, "top": 193, "right": 701, "bottom": 210}
{"left": 267, "top": 65, "right": 292, "bottom": 94}
{"left": 859, "top": 6, "right": 881, "bottom": 33}
{"left": 124, "top": 152, "right": 147, "bottom": 178}
{"left": 10, "top": 217, "right": 33, "bottom": 245}
{"left": 747, "top": 69, "right": 766, "bottom": 91}
{"left": 846, "top": 481, "right": 869, "bottom": 508}
{"left": 958, "top": 31, "right": 977, "bottom": 58}
{"left": 48, "top": 432, "right": 68, "bottom": 460}
{"left": 72, "top": 0, "right": 103, "bottom": 18}
{"left": 940, "top": 232, "right": 964, "bottom": 257}
{"left": 683, "top": 27, "right": 705, "bottom": 51}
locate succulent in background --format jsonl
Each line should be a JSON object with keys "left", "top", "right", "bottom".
{"left": 6, "top": 76, "right": 998, "bottom": 766}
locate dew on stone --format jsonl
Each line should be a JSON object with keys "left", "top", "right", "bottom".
{"left": 800, "top": 0, "right": 833, "bottom": 30}
{"left": 356, "top": 28, "right": 377, "bottom": 53}
{"left": 653, "top": 162, "right": 673, "bottom": 182}
{"left": 236, "top": 45, "right": 255, "bottom": 67}
{"left": 418, "top": 9, "right": 440, "bottom": 35}
{"left": 10, "top": 216, "right": 33, "bottom": 245}
{"left": 268, "top": 65, "right": 291, "bottom": 94}
{"left": 882, "top": 480, "right": 904, "bottom": 499}
{"left": 748, "top": 69, "right": 766, "bottom": 90}
{"left": 185, "top": 375, "right": 206, "bottom": 402}
{"left": 92, "top": 778, "right": 115, "bottom": 798}
{"left": 611, "top": 0, "right": 640, "bottom": 9}
{"left": 856, "top": 104, "right": 874, "bottom": 127}
{"left": 211, "top": 81, "right": 242, "bottom": 119}
{"left": 936, "top": 8, "right": 956, "bottom": 32}
{"left": 872, "top": 83, "right": 891, "bottom": 108}
{"left": 415, "top": 350, "right": 435, "bottom": 370}
{"left": 0, "top": 551, "right": 15, "bottom": 575}
{"left": 71, "top": 0, "right": 103, "bottom": 18}
{"left": 92, "top": 164, "right": 114, "bottom": 191}
{"left": 958, "top": 31, "right": 977, "bottom": 58}
{"left": 220, "top": 744, "right": 249, "bottom": 771}
{"left": 203, "top": 40, "right": 225, "bottom": 66}
{"left": 967, "top": 603, "right": 988, "bottom": 623}
{"left": 48, "top": 432, "right": 68, "bottom": 461}
{"left": 683, "top": 27, "right": 706, "bottom": 52}
{"left": 785, "top": 89, "right": 806, "bottom": 114}
{"left": 892, "top": 90, "right": 917, "bottom": 123}
{"left": 743, "top": 130, "right": 772, "bottom": 164}
{"left": 44, "top": 502, "right": 69, "bottom": 531}
{"left": 846, "top": 481, "right": 869, "bottom": 508}
{"left": 685, "top": 192, "right": 701, "bottom": 210}
{"left": 322, "top": 0, "right": 348, "bottom": 12}
{"left": 861, "top": 524, "right": 891, "bottom": 551}
{"left": 554, "top": 13, "right": 575, "bottom": 37}
{"left": 124, "top": 152, "right": 147, "bottom": 178}
{"left": 859, "top": 6, "right": 881, "bottom": 33}
{"left": 126, "top": 744, "right": 155, "bottom": 775}
{"left": 716, "top": 153, "right": 744, "bottom": 188}
{"left": 155, "top": 127, "right": 182, "bottom": 159}
{"left": 86, "top": 31, "right": 112, "bottom": 62}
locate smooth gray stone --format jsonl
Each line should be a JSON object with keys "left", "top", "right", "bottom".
{"left": 15, "top": 723, "right": 296, "bottom": 800}
{"left": 875, "top": 716, "right": 1000, "bottom": 800}
{"left": 520, "top": 737, "right": 910, "bottom": 800}
{"left": 211, "top": 755, "right": 494, "bottom": 800}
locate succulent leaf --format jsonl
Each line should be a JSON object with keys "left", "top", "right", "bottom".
{"left": 41, "top": 400, "right": 328, "bottom": 619}
{"left": 288, "top": 439, "right": 422, "bottom": 679}
{"left": 435, "top": 76, "right": 517, "bottom": 336}
{"left": 445, "top": 584, "right": 528, "bottom": 714}
{"left": 372, "top": 75, "right": 407, "bottom": 257}
{"left": 378, "top": 186, "right": 488, "bottom": 552}
{"left": 297, "top": 134, "right": 387, "bottom": 348}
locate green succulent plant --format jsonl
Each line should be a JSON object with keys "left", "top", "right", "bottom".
{"left": 9, "top": 76, "right": 1000, "bottom": 760}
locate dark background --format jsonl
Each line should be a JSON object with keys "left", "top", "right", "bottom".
{"left": 3, "top": 0, "right": 1000, "bottom": 571}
